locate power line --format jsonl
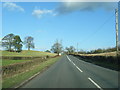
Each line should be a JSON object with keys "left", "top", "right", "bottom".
{"left": 79, "top": 14, "right": 115, "bottom": 46}
{"left": 76, "top": 43, "right": 78, "bottom": 54}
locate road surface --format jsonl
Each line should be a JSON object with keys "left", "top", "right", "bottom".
{"left": 20, "top": 55, "right": 118, "bottom": 89}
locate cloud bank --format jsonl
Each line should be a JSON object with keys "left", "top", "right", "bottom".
{"left": 3, "top": 2, "right": 24, "bottom": 12}
{"left": 55, "top": 2, "right": 117, "bottom": 15}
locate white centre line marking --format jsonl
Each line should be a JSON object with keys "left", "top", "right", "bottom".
{"left": 67, "top": 56, "right": 71, "bottom": 62}
{"left": 88, "top": 77, "right": 103, "bottom": 90}
{"left": 66, "top": 55, "right": 83, "bottom": 72}
{"left": 76, "top": 66, "right": 83, "bottom": 72}
{"left": 72, "top": 62, "right": 76, "bottom": 66}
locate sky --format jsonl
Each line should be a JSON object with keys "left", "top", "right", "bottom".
{"left": 1, "top": 2, "right": 119, "bottom": 51}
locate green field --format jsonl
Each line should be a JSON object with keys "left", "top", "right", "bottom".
{"left": 2, "top": 50, "right": 59, "bottom": 88}
{"left": 1, "top": 50, "right": 57, "bottom": 66}
{"left": 2, "top": 60, "right": 31, "bottom": 66}
{"left": 1, "top": 50, "right": 57, "bottom": 57}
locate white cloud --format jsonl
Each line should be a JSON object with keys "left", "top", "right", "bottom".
{"left": 32, "top": 8, "right": 56, "bottom": 18}
{"left": 3, "top": 2, "right": 24, "bottom": 12}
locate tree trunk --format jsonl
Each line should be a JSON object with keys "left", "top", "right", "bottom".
{"left": 9, "top": 44, "right": 11, "bottom": 51}
{"left": 28, "top": 46, "right": 30, "bottom": 50}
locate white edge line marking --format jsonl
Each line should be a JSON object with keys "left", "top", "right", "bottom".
{"left": 88, "top": 77, "right": 103, "bottom": 90}
{"left": 66, "top": 55, "right": 83, "bottom": 72}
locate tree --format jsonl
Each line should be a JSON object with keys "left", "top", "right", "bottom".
{"left": 66, "top": 46, "right": 76, "bottom": 54}
{"left": 1, "top": 33, "right": 15, "bottom": 51}
{"left": 24, "top": 36, "right": 35, "bottom": 50}
{"left": 94, "top": 48, "right": 103, "bottom": 53}
{"left": 13, "top": 35, "right": 23, "bottom": 52}
{"left": 45, "top": 50, "right": 51, "bottom": 53}
{"left": 51, "top": 40, "right": 63, "bottom": 55}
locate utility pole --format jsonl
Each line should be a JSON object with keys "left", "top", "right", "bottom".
{"left": 77, "top": 43, "right": 78, "bottom": 54}
{"left": 115, "top": 9, "right": 119, "bottom": 56}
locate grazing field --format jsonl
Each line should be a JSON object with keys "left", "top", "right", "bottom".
{"left": 2, "top": 60, "right": 31, "bottom": 66}
{"left": 1, "top": 50, "right": 57, "bottom": 57}
{"left": 1, "top": 50, "right": 57, "bottom": 66}
{"left": 2, "top": 50, "right": 60, "bottom": 88}
{"left": 79, "top": 51, "right": 117, "bottom": 56}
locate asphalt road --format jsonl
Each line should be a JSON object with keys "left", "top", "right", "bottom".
{"left": 20, "top": 55, "right": 118, "bottom": 89}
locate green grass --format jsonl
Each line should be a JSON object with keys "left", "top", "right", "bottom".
{"left": 2, "top": 56, "right": 61, "bottom": 88}
{"left": 2, "top": 60, "right": 31, "bottom": 66}
{"left": 1, "top": 50, "right": 57, "bottom": 57}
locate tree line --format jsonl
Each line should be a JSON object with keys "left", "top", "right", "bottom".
{"left": 1, "top": 33, "right": 117, "bottom": 54}
{"left": 50, "top": 40, "right": 118, "bottom": 55}
{"left": 1, "top": 33, "right": 35, "bottom": 52}
{"left": 78, "top": 47, "right": 118, "bottom": 54}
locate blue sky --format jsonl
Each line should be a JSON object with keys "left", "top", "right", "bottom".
{"left": 2, "top": 2, "right": 118, "bottom": 51}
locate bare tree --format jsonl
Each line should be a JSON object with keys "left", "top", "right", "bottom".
{"left": 51, "top": 40, "right": 63, "bottom": 55}
{"left": 66, "top": 46, "right": 76, "bottom": 54}
{"left": 24, "top": 36, "right": 35, "bottom": 50}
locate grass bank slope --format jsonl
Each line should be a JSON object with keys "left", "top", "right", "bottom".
{"left": 79, "top": 52, "right": 117, "bottom": 57}
{"left": 1, "top": 50, "right": 57, "bottom": 57}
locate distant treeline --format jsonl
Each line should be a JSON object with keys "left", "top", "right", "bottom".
{"left": 78, "top": 47, "right": 119, "bottom": 54}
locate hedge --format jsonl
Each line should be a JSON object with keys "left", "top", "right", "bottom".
{"left": 2, "top": 57, "right": 49, "bottom": 78}
{"left": 71, "top": 54, "right": 120, "bottom": 71}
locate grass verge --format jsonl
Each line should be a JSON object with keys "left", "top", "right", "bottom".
{"left": 2, "top": 56, "right": 61, "bottom": 88}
